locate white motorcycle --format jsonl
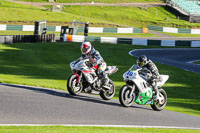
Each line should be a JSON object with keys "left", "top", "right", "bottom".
{"left": 119, "top": 65, "right": 168, "bottom": 111}
{"left": 67, "top": 58, "right": 118, "bottom": 100}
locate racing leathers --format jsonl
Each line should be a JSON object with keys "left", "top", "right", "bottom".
{"left": 141, "top": 59, "right": 161, "bottom": 100}
{"left": 80, "top": 47, "right": 109, "bottom": 86}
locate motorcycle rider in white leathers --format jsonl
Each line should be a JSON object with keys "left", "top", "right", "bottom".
{"left": 137, "top": 55, "right": 161, "bottom": 100}
{"left": 78, "top": 42, "right": 109, "bottom": 86}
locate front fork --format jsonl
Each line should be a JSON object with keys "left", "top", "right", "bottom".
{"left": 73, "top": 73, "right": 82, "bottom": 85}
{"left": 152, "top": 82, "right": 160, "bottom": 101}
{"left": 128, "top": 85, "right": 135, "bottom": 98}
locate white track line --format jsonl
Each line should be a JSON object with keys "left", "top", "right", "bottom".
{"left": 187, "top": 59, "right": 200, "bottom": 65}
{"left": 0, "top": 124, "right": 199, "bottom": 130}
{"left": 1, "top": 82, "right": 200, "bottom": 130}
{"left": 129, "top": 50, "right": 137, "bottom": 56}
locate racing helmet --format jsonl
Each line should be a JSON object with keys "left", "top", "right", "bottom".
{"left": 81, "top": 42, "right": 91, "bottom": 54}
{"left": 137, "top": 55, "right": 148, "bottom": 67}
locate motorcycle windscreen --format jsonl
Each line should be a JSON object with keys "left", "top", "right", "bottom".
{"left": 105, "top": 66, "right": 118, "bottom": 75}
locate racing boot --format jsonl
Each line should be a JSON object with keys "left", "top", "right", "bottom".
{"left": 149, "top": 80, "right": 158, "bottom": 100}
{"left": 98, "top": 68, "right": 110, "bottom": 89}
{"left": 101, "top": 73, "right": 110, "bottom": 89}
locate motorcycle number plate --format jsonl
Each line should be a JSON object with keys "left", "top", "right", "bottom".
{"left": 126, "top": 71, "right": 133, "bottom": 77}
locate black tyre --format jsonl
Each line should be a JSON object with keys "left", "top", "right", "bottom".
{"left": 119, "top": 85, "right": 135, "bottom": 107}
{"left": 151, "top": 89, "right": 167, "bottom": 111}
{"left": 67, "top": 74, "right": 83, "bottom": 95}
{"left": 99, "top": 80, "right": 115, "bottom": 100}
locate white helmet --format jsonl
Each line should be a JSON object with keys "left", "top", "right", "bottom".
{"left": 81, "top": 42, "right": 91, "bottom": 54}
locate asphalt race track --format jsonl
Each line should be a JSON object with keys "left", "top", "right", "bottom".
{"left": 0, "top": 48, "right": 200, "bottom": 129}
{"left": 0, "top": 83, "right": 200, "bottom": 129}
{"left": 130, "top": 48, "right": 200, "bottom": 74}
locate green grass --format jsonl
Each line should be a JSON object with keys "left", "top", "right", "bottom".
{"left": 0, "top": 31, "right": 35, "bottom": 35}
{"left": 0, "top": 1, "right": 103, "bottom": 23}
{"left": 2, "top": 30, "right": 199, "bottom": 38}
{"left": 79, "top": 32, "right": 159, "bottom": 37}
{"left": 194, "top": 61, "right": 200, "bottom": 64}
{"left": 0, "top": 126, "right": 199, "bottom": 133}
{"left": 160, "top": 32, "right": 200, "bottom": 37}
{"left": 1, "top": 30, "right": 199, "bottom": 38}
{"left": 0, "top": 30, "right": 60, "bottom": 36}
{"left": 1, "top": 1, "right": 200, "bottom": 28}
{"left": 0, "top": 42, "right": 200, "bottom": 116}
{"left": 15, "top": 0, "right": 164, "bottom": 3}
{"left": 61, "top": 5, "right": 200, "bottom": 28}
{"left": 0, "top": 30, "right": 158, "bottom": 37}
{"left": 15, "top": 0, "right": 48, "bottom": 2}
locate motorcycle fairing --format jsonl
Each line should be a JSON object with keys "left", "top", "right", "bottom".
{"left": 157, "top": 75, "right": 169, "bottom": 88}
{"left": 82, "top": 70, "right": 92, "bottom": 73}
{"left": 73, "top": 73, "right": 81, "bottom": 84}
{"left": 135, "top": 89, "right": 153, "bottom": 105}
{"left": 93, "top": 64, "right": 99, "bottom": 69}
{"left": 82, "top": 69, "right": 97, "bottom": 84}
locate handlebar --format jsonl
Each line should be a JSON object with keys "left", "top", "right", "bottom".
{"left": 138, "top": 69, "right": 152, "bottom": 80}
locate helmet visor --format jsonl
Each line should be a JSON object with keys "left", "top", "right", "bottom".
{"left": 82, "top": 47, "right": 89, "bottom": 54}
{"left": 138, "top": 61, "right": 145, "bottom": 67}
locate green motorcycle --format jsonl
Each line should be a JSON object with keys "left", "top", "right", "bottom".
{"left": 119, "top": 65, "right": 168, "bottom": 111}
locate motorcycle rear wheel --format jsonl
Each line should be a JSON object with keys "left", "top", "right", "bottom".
{"left": 151, "top": 88, "right": 167, "bottom": 111}
{"left": 119, "top": 85, "right": 135, "bottom": 107}
{"left": 99, "top": 80, "right": 115, "bottom": 100}
{"left": 67, "top": 74, "right": 83, "bottom": 95}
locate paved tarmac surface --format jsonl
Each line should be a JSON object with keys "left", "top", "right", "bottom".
{"left": 130, "top": 48, "right": 200, "bottom": 74}
{"left": 0, "top": 83, "right": 200, "bottom": 129}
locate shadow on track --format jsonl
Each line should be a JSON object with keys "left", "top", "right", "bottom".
{"left": 0, "top": 83, "right": 152, "bottom": 111}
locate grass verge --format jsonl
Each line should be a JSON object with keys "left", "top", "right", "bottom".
{"left": 0, "top": 126, "right": 199, "bottom": 133}
{"left": 194, "top": 61, "right": 200, "bottom": 64}
{"left": 1, "top": 30, "right": 199, "bottom": 38}
{"left": 0, "top": 1, "right": 103, "bottom": 24}
{"left": 15, "top": 0, "right": 163, "bottom": 3}
{"left": 61, "top": 5, "right": 200, "bottom": 28}
{"left": 78, "top": 32, "right": 159, "bottom": 37}
{"left": 158, "top": 32, "right": 200, "bottom": 37}
{"left": 0, "top": 30, "right": 60, "bottom": 36}
{"left": 1, "top": 1, "right": 200, "bottom": 28}
{"left": 0, "top": 31, "right": 35, "bottom": 35}
{"left": 0, "top": 30, "right": 157, "bottom": 37}
{"left": 0, "top": 42, "right": 199, "bottom": 116}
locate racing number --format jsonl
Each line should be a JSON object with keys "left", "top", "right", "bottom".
{"left": 126, "top": 71, "right": 133, "bottom": 77}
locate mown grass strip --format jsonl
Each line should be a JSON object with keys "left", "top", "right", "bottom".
{"left": 194, "top": 61, "right": 200, "bottom": 64}
{"left": 0, "top": 42, "right": 199, "bottom": 116}
{"left": 158, "top": 32, "right": 200, "bottom": 37}
{"left": 0, "top": 126, "right": 199, "bottom": 133}
{"left": 79, "top": 32, "right": 159, "bottom": 37}
{"left": 0, "top": 31, "right": 60, "bottom": 36}
{"left": 61, "top": 5, "right": 200, "bottom": 28}
{"left": 15, "top": 0, "right": 164, "bottom": 3}
{"left": 0, "top": 1, "right": 103, "bottom": 23}
{"left": 0, "top": 30, "right": 157, "bottom": 37}
{"left": 1, "top": 1, "right": 200, "bottom": 28}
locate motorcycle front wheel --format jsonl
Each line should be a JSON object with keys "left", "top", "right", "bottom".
{"left": 119, "top": 85, "right": 135, "bottom": 107}
{"left": 151, "top": 88, "right": 167, "bottom": 111}
{"left": 99, "top": 80, "right": 115, "bottom": 100}
{"left": 67, "top": 74, "right": 83, "bottom": 95}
